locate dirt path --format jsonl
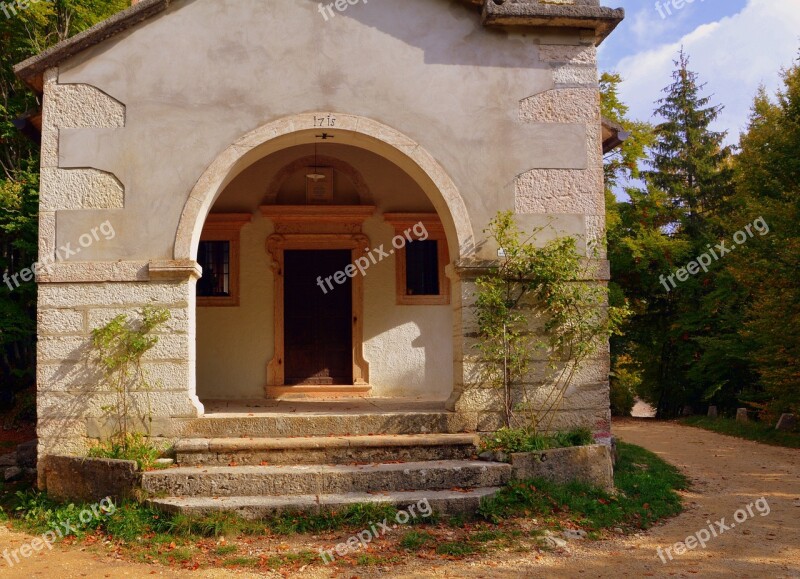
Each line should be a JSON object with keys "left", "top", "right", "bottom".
{"left": 1, "top": 420, "right": 798, "bottom": 578}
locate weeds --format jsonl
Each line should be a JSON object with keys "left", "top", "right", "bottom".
{"left": 480, "top": 427, "right": 594, "bottom": 454}
{"left": 436, "top": 541, "right": 477, "bottom": 556}
{"left": 399, "top": 530, "right": 434, "bottom": 550}
{"left": 87, "top": 432, "right": 165, "bottom": 471}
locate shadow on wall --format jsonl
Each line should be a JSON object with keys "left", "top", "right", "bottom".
{"left": 324, "top": 0, "right": 551, "bottom": 70}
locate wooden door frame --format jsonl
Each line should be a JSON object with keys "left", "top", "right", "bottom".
{"left": 261, "top": 206, "right": 374, "bottom": 394}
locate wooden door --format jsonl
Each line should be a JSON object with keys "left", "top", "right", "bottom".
{"left": 284, "top": 250, "right": 353, "bottom": 385}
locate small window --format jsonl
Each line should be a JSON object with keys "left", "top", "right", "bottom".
{"left": 384, "top": 213, "right": 450, "bottom": 306}
{"left": 197, "top": 241, "right": 231, "bottom": 297}
{"left": 405, "top": 240, "right": 440, "bottom": 296}
{"left": 197, "top": 214, "right": 251, "bottom": 307}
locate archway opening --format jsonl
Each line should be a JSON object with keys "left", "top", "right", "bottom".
{"left": 191, "top": 135, "right": 463, "bottom": 404}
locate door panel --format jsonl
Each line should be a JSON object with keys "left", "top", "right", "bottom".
{"left": 284, "top": 250, "right": 353, "bottom": 385}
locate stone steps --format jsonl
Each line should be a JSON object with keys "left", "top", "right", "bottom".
{"left": 174, "top": 433, "right": 479, "bottom": 466}
{"left": 150, "top": 404, "right": 504, "bottom": 518}
{"left": 149, "top": 488, "right": 501, "bottom": 519}
{"left": 174, "top": 410, "right": 469, "bottom": 438}
{"left": 142, "top": 460, "right": 511, "bottom": 498}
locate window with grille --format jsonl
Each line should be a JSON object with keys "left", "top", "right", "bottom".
{"left": 196, "top": 214, "right": 251, "bottom": 307}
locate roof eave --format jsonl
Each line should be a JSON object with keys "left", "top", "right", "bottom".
{"left": 482, "top": 2, "right": 624, "bottom": 46}
{"left": 13, "top": 0, "right": 172, "bottom": 93}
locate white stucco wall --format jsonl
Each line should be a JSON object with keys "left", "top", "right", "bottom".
{"left": 50, "top": 0, "right": 597, "bottom": 263}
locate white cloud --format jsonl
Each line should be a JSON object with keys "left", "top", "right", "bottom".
{"left": 611, "top": 0, "right": 800, "bottom": 143}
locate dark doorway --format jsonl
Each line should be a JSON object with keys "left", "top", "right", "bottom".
{"left": 284, "top": 250, "right": 353, "bottom": 385}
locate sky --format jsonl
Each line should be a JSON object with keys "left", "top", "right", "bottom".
{"left": 598, "top": 0, "right": 800, "bottom": 144}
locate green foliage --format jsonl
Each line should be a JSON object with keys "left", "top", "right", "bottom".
{"left": 480, "top": 427, "right": 593, "bottom": 455}
{"left": 722, "top": 59, "right": 800, "bottom": 415}
{"left": 600, "top": 72, "right": 656, "bottom": 189}
{"left": 214, "top": 544, "right": 239, "bottom": 555}
{"left": 87, "top": 432, "right": 163, "bottom": 471}
{"left": 103, "top": 501, "right": 171, "bottom": 542}
{"left": 222, "top": 556, "right": 260, "bottom": 567}
{"left": 165, "top": 511, "right": 247, "bottom": 538}
{"left": 474, "top": 211, "right": 628, "bottom": 430}
{"left": 0, "top": 0, "right": 129, "bottom": 409}
{"left": 8, "top": 489, "right": 112, "bottom": 536}
{"left": 435, "top": 541, "right": 477, "bottom": 557}
{"left": 399, "top": 530, "right": 434, "bottom": 551}
{"left": 478, "top": 442, "right": 687, "bottom": 530}
{"left": 606, "top": 51, "right": 800, "bottom": 418}
{"left": 90, "top": 307, "right": 171, "bottom": 448}
{"left": 605, "top": 51, "right": 741, "bottom": 418}
{"left": 609, "top": 362, "right": 639, "bottom": 417}
{"left": 266, "top": 502, "right": 399, "bottom": 535}
{"left": 681, "top": 416, "right": 800, "bottom": 449}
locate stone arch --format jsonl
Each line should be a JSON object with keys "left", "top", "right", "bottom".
{"left": 174, "top": 113, "right": 474, "bottom": 261}
{"left": 263, "top": 155, "right": 374, "bottom": 205}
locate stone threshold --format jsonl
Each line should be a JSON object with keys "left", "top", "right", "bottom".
{"left": 200, "top": 398, "right": 451, "bottom": 416}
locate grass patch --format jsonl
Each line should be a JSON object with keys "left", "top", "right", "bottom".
{"left": 263, "top": 551, "right": 317, "bottom": 569}
{"left": 480, "top": 427, "right": 593, "bottom": 454}
{"left": 436, "top": 541, "right": 477, "bottom": 557}
{"left": 87, "top": 433, "right": 168, "bottom": 471}
{"left": 266, "top": 502, "right": 399, "bottom": 534}
{"left": 399, "top": 530, "right": 434, "bottom": 550}
{"left": 680, "top": 416, "right": 800, "bottom": 448}
{"left": 479, "top": 442, "right": 687, "bottom": 531}
{"left": 214, "top": 544, "right": 238, "bottom": 555}
{"left": 345, "top": 553, "right": 402, "bottom": 566}
{"left": 471, "top": 529, "right": 505, "bottom": 543}
{"left": 222, "top": 556, "right": 259, "bottom": 567}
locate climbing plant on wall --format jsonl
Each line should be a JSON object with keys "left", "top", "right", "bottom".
{"left": 474, "top": 211, "right": 629, "bottom": 432}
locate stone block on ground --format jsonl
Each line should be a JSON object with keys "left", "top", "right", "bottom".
{"left": 736, "top": 408, "right": 749, "bottom": 423}
{"left": 510, "top": 444, "right": 614, "bottom": 491}
{"left": 42, "top": 455, "right": 139, "bottom": 503}
{"left": 707, "top": 406, "right": 718, "bottom": 418}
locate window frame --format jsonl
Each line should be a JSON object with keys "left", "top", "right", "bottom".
{"left": 197, "top": 213, "right": 251, "bottom": 307}
{"left": 384, "top": 213, "right": 450, "bottom": 306}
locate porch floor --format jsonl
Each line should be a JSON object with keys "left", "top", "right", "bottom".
{"left": 200, "top": 398, "right": 450, "bottom": 417}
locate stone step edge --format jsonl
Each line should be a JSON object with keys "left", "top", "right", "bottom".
{"left": 148, "top": 487, "right": 502, "bottom": 517}
{"left": 175, "top": 433, "right": 480, "bottom": 453}
{"left": 143, "top": 459, "right": 511, "bottom": 478}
